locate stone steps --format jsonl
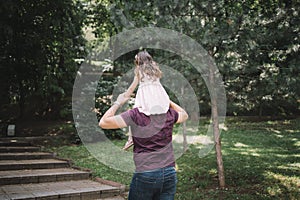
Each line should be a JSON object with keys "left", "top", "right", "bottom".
{"left": 0, "top": 141, "right": 31, "bottom": 147}
{"left": 0, "top": 159, "right": 70, "bottom": 171}
{"left": 0, "top": 152, "right": 54, "bottom": 160}
{"left": 0, "top": 146, "right": 41, "bottom": 153}
{"left": 0, "top": 168, "right": 90, "bottom": 185}
{"left": 0, "top": 136, "right": 50, "bottom": 144}
{"left": 0, "top": 139, "right": 125, "bottom": 199}
{"left": 0, "top": 180, "right": 123, "bottom": 200}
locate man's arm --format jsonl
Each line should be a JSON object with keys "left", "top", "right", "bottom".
{"left": 99, "top": 75, "right": 138, "bottom": 129}
{"left": 99, "top": 93, "right": 129, "bottom": 129}
{"left": 170, "top": 101, "right": 188, "bottom": 123}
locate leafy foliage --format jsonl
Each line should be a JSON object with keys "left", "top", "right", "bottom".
{"left": 0, "top": 0, "right": 86, "bottom": 118}
{"left": 1, "top": 0, "right": 299, "bottom": 121}
{"left": 92, "top": 0, "right": 300, "bottom": 116}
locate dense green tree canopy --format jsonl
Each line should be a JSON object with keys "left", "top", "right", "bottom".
{"left": 92, "top": 0, "right": 299, "bottom": 116}
{"left": 1, "top": 0, "right": 299, "bottom": 121}
{"left": 0, "top": 0, "right": 86, "bottom": 118}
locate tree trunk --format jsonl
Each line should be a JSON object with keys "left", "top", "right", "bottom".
{"left": 209, "top": 67, "right": 226, "bottom": 189}
{"left": 181, "top": 86, "right": 188, "bottom": 151}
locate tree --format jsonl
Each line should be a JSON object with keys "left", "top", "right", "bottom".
{"left": 102, "top": 0, "right": 300, "bottom": 116}
{"left": 235, "top": 0, "right": 300, "bottom": 116}
{"left": 0, "top": 0, "right": 86, "bottom": 119}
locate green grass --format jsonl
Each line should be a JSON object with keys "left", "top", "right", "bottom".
{"left": 47, "top": 117, "right": 300, "bottom": 200}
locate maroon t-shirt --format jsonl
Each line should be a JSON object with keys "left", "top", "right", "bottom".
{"left": 121, "top": 108, "right": 178, "bottom": 172}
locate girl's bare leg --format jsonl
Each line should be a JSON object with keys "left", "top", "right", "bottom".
{"left": 123, "top": 126, "right": 134, "bottom": 150}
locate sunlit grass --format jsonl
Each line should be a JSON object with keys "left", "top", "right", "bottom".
{"left": 46, "top": 117, "right": 300, "bottom": 200}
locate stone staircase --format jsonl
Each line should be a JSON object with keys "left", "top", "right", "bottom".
{"left": 0, "top": 139, "right": 125, "bottom": 200}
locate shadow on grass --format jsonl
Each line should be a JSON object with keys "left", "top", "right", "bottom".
{"left": 175, "top": 118, "right": 300, "bottom": 200}
{"left": 43, "top": 117, "right": 299, "bottom": 200}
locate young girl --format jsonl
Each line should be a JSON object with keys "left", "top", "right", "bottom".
{"left": 122, "top": 50, "right": 170, "bottom": 150}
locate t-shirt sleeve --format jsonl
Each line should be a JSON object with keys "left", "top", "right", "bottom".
{"left": 120, "top": 109, "right": 135, "bottom": 126}
{"left": 170, "top": 108, "right": 179, "bottom": 123}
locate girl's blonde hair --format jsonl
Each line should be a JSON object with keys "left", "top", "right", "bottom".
{"left": 135, "top": 50, "right": 162, "bottom": 81}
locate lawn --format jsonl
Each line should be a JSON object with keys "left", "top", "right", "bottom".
{"left": 46, "top": 117, "right": 300, "bottom": 200}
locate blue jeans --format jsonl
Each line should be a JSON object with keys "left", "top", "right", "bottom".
{"left": 128, "top": 166, "right": 177, "bottom": 200}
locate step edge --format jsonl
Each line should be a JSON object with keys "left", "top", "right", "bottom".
{"left": 2, "top": 180, "right": 123, "bottom": 200}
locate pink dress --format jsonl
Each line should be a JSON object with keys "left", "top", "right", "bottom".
{"left": 134, "top": 73, "right": 170, "bottom": 115}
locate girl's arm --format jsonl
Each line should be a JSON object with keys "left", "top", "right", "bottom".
{"left": 170, "top": 101, "right": 189, "bottom": 123}
{"left": 124, "top": 75, "right": 139, "bottom": 98}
